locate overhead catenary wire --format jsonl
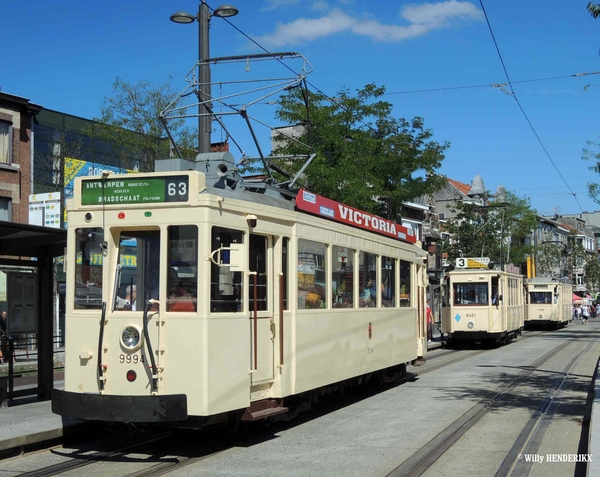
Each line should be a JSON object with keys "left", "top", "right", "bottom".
{"left": 214, "top": 4, "right": 592, "bottom": 216}
{"left": 478, "top": 0, "right": 589, "bottom": 219}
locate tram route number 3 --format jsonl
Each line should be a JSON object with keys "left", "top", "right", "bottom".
{"left": 119, "top": 354, "right": 145, "bottom": 364}
{"left": 455, "top": 257, "right": 490, "bottom": 269}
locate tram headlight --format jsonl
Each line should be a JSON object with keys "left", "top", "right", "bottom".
{"left": 121, "top": 325, "right": 143, "bottom": 351}
{"left": 538, "top": 314, "right": 543, "bottom": 319}
{"left": 467, "top": 321, "right": 474, "bottom": 329}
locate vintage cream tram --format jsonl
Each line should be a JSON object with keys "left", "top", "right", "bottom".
{"left": 52, "top": 155, "right": 428, "bottom": 425}
{"left": 524, "top": 277, "right": 572, "bottom": 329}
{"left": 441, "top": 262, "right": 524, "bottom": 345}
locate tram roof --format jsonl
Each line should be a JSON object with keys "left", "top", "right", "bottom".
{"left": 0, "top": 221, "right": 66, "bottom": 258}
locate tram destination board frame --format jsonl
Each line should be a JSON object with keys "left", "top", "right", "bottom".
{"left": 80, "top": 175, "right": 189, "bottom": 205}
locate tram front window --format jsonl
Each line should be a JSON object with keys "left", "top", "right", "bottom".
{"left": 529, "top": 292, "right": 552, "bottom": 304}
{"left": 74, "top": 228, "right": 104, "bottom": 310}
{"left": 453, "top": 283, "right": 489, "bottom": 306}
{"left": 113, "top": 231, "right": 160, "bottom": 311}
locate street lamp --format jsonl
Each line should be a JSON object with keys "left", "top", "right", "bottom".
{"left": 170, "top": 2, "right": 239, "bottom": 153}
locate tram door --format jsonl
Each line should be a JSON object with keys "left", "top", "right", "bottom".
{"left": 249, "top": 234, "right": 274, "bottom": 384}
{"left": 490, "top": 275, "right": 502, "bottom": 331}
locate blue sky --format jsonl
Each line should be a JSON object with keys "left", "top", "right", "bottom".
{"left": 2, "top": 0, "right": 600, "bottom": 217}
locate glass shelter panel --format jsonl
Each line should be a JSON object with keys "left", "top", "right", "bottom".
{"left": 74, "top": 228, "right": 104, "bottom": 309}
{"left": 298, "top": 239, "right": 326, "bottom": 310}
{"left": 332, "top": 246, "right": 354, "bottom": 308}
{"left": 167, "top": 226, "right": 198, "bottom": 312}
{"left": 210, "top": 227, "right": 244, "bottom": 313}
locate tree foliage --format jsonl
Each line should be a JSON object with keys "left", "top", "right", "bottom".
{"left": 536, "top": 236, "right": 588, "bottom": 280}
{"left": 441, "top": 191, "right": 538, "bottom": 266}
{"left": 588, "top": 2, "right": 600, "bottom": 18}
{"left": 582, "top": 138, "right": 600, "bottom": 204}
{"left": 270, "top": 84, "right": 448, "bottom": 218}
{"left": 91, "top": 77, "right": 196, "bottom": 172}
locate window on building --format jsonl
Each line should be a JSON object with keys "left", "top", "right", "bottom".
{"left": 0, "top": 198, "right": 11, "bottom": 221}
{"left": 0, "top": 121, "right": 11, "bottom": 164}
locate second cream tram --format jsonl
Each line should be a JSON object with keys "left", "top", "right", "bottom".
{"left": 524, "top": 277, "right": 572, "bottom": 329}
{"left": 442, "top": 264, "right": 524, "bottom": 345}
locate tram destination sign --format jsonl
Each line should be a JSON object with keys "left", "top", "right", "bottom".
{"left": 296, "top": 189, "right": 416, "bottom": 244}
{"left": 81, "top": 176, "right": 189, "bottom": 205}
{"left": 455, "top": 257, "right": 490, "bottom": 269}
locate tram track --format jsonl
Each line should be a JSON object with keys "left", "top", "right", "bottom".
{"left": 497, "top": 337, "right": 598, "bottom": 477}
{"left": 386, "top": 330, "right": 595, "bottom": 477}
{"left": 15, "top": 431, "right": 173, "bottom": 477}
{"left": 417, "top": 329, "right": 547, "bottom": 377}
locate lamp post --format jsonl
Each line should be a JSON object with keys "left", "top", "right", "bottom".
{"left": 170, "top": 2, "right": 239, "bottom": 153}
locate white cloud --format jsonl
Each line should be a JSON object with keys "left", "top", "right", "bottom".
{"left": 255, "top": 1, "right": 483, "bottom": 47}
{"left": 311, "top": 1, "right": 331, "bottom": 12}
{"left": 262, "top": 0, "right": 300, "bottom": 11}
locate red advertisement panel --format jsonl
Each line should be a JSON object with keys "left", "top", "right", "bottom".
{"left": 295, "top": 189, "right": 417, "bottom": 244}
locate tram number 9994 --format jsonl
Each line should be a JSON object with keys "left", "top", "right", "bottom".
{"left": 119, "top": 354, "right": 145, "bottom": 364}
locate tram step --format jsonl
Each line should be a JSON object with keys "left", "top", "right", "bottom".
{"left": 241, "top": 398, "right": 289, "bottom": 421}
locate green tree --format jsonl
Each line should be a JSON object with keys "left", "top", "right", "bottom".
{"left": 588, "top": 2, "right": 600, "bottom": 18}
{"left": 441, "top": 191, "right": 538, "bottom": 266}
{"left": 536, "top": 236, "right": 587, "bottom": 279}
{"left": 270, "top": 84, "right": 448, "bottom": 218}
{"left": 584, "top": 255, "right": 600, "bottom": 294}
{"left": 91, "top": 77, "right": 197, "bottom": 172}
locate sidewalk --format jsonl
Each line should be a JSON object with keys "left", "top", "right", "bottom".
{"left": 0, "top": 380, "right": 91, "bottom": 456}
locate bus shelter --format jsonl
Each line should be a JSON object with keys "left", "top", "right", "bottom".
{"left": 0, "top": 221, "right": 66, "bottom": 402}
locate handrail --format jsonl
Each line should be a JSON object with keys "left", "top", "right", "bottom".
{"left": 97, "top": 301, "right": 107, "bottom": 391}
{"left": 279, "top": 273, "right": 284, "bottom": 367}
{"left": 142, "top": 300, "right": 159, "bottom": 393}
{"left": 249, "top": 271, "right": 258, "bottom": 372}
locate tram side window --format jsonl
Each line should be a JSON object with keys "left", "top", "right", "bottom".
{"left": 248, "top": 234, "right": 268, "bottom": 312}
{"left": 332, "top": 246, "right": 354, "bottom": 308}
{"left": 359, "top": 251, "right": 377, "bottom": 308}
{"left": 210, "top": 227, "right": 244, "bottom": 313}
{"left": 453, "top": 283, "right": 488, "bottom": 306}
{"left": 298, "top": 239, "right": 326, "bottom": 310}
{"left": 400, "top": 260, "right": 411, "bottom": 307}
{"left": 74, "top": 228, "right": 104, "bottom": 310}
{"left": 381, "top": 256, "right": 396, "bottom": 307}
{"left": 113, "top": 232, "right": 160, "bottom": 311}
{"left": 167, "top": 226, "right": 198, "bottom": 312}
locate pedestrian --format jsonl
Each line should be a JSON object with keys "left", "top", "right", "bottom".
{"left": 426, "top": 300, "right": 433, "bottom": 343}
{"left": 577, "top": 305, "right": 583, "bottom": 321}
{"left": 582, "top": 304, "right": 589, "bottom": 325}
{"left": 0, "top": 311, "right": 7, "bottom": 364}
